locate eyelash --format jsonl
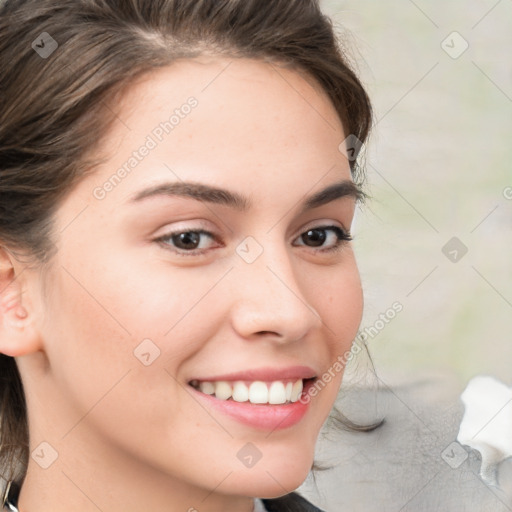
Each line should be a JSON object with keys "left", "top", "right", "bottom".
{"left": 153, "top": 225, "right": 352, "bottom": 257}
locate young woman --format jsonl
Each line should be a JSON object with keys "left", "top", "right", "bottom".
{"left": 0, "top": 1, "right": 376, "bottom": 510}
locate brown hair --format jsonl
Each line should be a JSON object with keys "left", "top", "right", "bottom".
{"left": 0, "top": 0, "right": 376, "bottom": 494}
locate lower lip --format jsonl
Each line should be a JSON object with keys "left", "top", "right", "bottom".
{"left": 188, "top": 380, "right": 314, "bottom": 431}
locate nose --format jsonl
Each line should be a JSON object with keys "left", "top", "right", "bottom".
{"left": 228, "top": 242, "right": 322, "bottom": 344}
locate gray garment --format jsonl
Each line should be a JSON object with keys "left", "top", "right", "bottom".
{"left": 299, "top": 378, "right": 512, "bottom": 511}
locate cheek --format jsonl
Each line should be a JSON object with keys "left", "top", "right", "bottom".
{"left": 40, "top": 261, "right": 226, "bottom": 461}
{"left": 301, "top": 255, "right": 363, "bottom": 418}
{"left": 42, "top": 247, "right": 232, "bottom": 403}
{"left": 313, "top": 256, "right": 364, "bottom": 353}
{"left": 57, "top": 236, "right": 222, "bottom": 339}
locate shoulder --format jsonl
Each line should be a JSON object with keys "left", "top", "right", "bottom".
{"left": 262, "top": 491, "right": 326, "bottom": 512}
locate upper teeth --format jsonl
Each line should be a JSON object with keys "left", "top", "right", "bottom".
{"left": 192, "top": 379, "right": 304, "bottom": 404}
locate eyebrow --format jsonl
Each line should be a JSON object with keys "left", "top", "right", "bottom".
{"left": 128, "top": 179, "right": 363, "bottom": 213}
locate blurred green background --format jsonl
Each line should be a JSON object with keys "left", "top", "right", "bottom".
{"left": 321, "top": 0, "right": 512, "bottom": 391}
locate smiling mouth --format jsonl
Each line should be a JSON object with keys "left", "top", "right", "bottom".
{"left": 188, "top": 378, "right": 316, "bottom": 405}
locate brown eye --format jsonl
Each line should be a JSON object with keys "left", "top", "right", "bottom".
{"left": 295, "top": 225, "right": 352, "bottom": 252}
{"left": 172, "top": 231, "right": 201, "bottom": 250}
{"left": 301, "top": 229, "right": 327, "bottom": 247}
{"left": 154, "top": 229, "right": 219, "bottom": 256}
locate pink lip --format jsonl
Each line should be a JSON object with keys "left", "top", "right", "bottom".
{"left": 188, "top": 365, "right": 317, "bottom": 383}
{"left": 188, "top": 378, "right": 315, "bottom": 430}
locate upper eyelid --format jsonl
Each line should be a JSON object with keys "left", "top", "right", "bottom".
{"left": 299, "top": 219, "right": 350, "bottom": 234}
{"left": 157, "top": 221, "right": 349, "bottom": 239}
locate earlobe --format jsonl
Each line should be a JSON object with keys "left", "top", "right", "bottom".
{"left": 0, "top": 246, "right": 42, "bottom": 357}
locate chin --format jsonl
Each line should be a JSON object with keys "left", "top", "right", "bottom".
{"left": 225, "top": 450, "right": 314, "bottom": 499}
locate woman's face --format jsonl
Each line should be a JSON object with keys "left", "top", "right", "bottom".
{"left": 19, "top": 57, "right": 363, "bottom": 506}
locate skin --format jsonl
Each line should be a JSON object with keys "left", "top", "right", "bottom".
{"left": 0, "top": 57, "right": 363, "bottom": 512}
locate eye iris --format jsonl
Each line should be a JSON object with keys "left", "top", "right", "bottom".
{"left": 173, "top": 232, "right": 200, "bottom": 249}
{"left": 303, "top": 229, "right": 326, "bottom": 247}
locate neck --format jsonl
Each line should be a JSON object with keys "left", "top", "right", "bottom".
{"left": 17, "top": 426, "right": 254, "bottom": 512}
{"left": 18, "top": 466, "right": 255, "bottom": 512}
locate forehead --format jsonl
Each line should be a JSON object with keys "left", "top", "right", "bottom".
{"left": 102, "top": 57, "right": 344, "bottom": 155}
{"left": 80, "top": 57, "right": 351, "bottom": 209}
{"left": 117, "top": 56, "right": 341, "bottom": 124}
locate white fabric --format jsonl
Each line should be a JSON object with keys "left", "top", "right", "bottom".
{"left": 457, "top": 375, "right": 512, "bottom": 486}
{"left": 253, "top": 497, "right": 268, "bottom": 512}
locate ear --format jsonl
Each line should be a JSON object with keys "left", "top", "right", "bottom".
{"left": 0, "top": 246, "right": 42, "bottom": 357}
